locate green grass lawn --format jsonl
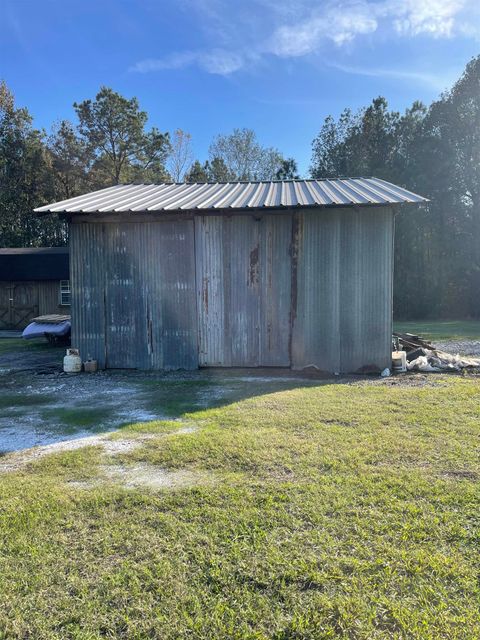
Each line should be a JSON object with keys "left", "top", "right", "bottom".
{"left": 393, "top": 320, "right": 480, "bottom": 341}
{"left": 1, "top": 374, "right": 480, "bottom": 639}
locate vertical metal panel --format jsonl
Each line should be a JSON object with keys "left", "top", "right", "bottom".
{"left": 195, "top": 216, "right": 225, "bottom": 366}
{"left": 195, "top": 214, "right": 291, "bottom": 367}
{"left": 71, "top": 219, "right": 197, "bottom": 370}
{"left": 223, "top": 216, "right": 261, "bottom": 366}
{"left": 259, "top": 215, "right": 292, "bottom": 366}
{"left": 339, "top": 208, "right": 394, "bottom": 372}
{"left": 104, "top": 223, "right": 141, "bottom": 368}
{"left": 292, "top": 207, "right": 394, "bottom": 373}
{"left": 153, "top": 220, "right": 197, "bottom": 370}
{"left": 291, "top": 212, "right": 341, "bottom": 372}
{"left": 70, "top": 222, "right": 106, "bottom": 368}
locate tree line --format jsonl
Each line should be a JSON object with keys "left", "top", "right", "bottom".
{"left": 1, "top": 55, "right": 479, "bottom": 319}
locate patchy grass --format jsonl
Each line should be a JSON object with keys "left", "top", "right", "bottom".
{"left": 1, "top": 375, "right": 480, "bottom": 638}
{"left": 394, "top": 320, "right": 480, "bottom": 341}
{"left": 41, "top": 406, "right": 113, "bottom": 429}
{"left": 0, "top": 337, "right": 49, "bottom": 355}
{"left": 0, "top": 393, "right": 53, "bottom": 409}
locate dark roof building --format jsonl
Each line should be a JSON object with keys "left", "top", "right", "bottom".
{"left": 35, "top": 178, "right": 427, "bottom": 372}
{"left": 0, "top": 247, "right": 70, "bottom": 330}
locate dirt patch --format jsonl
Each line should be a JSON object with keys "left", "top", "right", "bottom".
{"left": 440, "top": 469, "right": 478, "bottom": 480}
{"left": 0, "top": 426, "right": 198, "bottom": 473}
{"left": 66, "top": 460, "right": 211, "bottom": 491}
{"left": 101, "top": 463, "right": 212, "bottom": 490}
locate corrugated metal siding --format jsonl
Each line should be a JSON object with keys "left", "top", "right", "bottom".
{"left": 195, "top": 216, "right": 225, "bottom": 366}
{"left": 70, "top": 223, "right": 106, "bottom": 368}
{"left": 195, "top": 214, "right": 291, "bottom": 367}
{"left": 291, "top": 208, "right": 394, "bottom": 373}
{"left": 259, "top": 215, "right": 291, "bottom": 366}
{"left": 339, "top": 209, "right": 394, "bottom": 372}
{"left": 291, "top": 213, "right": 341, "bottom": 372}
{"left": 70, "top": 219, "right": 197, "bottom": 370}
{"left": 35, "top": 178, "right": 428, "bottom": 214}
{"left": 70, "top": 207, "right": 394, "bottom": 373}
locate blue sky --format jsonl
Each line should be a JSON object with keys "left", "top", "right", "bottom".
{"left": 1, "top": 0, "right": 479, "bottom": 175}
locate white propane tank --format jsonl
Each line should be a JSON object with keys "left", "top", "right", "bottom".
{"left": 63, "top": 348, "right": 82, "bottom": 373}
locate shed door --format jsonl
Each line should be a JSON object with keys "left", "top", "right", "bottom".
{"left": 104, "top": 221, "right": 197, "bottom": 370}
{"left": 195, "top": 215, "right": 292, "bottom": 367}
{"left": 0, "top": 282, "right": 39, "bottom": 330}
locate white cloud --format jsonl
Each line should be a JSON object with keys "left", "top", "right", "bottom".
{"left": 130, "top": 49, "right": 246, "bottom": 76}
{"left": 200, "top": 50, "right": 245, "bottom": 74}
{"left": 329, "top": 62, "right": 457, "bottom": 90}
{"left": 130, "top": 0, "right": 480, "bottom": 76}
{"left": 130, "top": 52, "right": 198, "bottom": 73}
{"left": 270, "top": 0, "right": 478, "bottom": 58}
{"left": 270, "top": 5, "right": 378, "bottom": 57}
{"left": 390, "top": 0, "right": 466, "bottom": 38}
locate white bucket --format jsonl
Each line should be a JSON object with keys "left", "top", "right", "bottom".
{"left": 392, "top": 350, "right": 407, "bottom": 373}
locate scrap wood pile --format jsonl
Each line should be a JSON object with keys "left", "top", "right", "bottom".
{"left": 393, "top": 332, "right": 480, "bottom": 372}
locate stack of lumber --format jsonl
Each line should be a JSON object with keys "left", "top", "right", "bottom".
{"left": 393, "top": 332, "right": 434, "bottom": 352}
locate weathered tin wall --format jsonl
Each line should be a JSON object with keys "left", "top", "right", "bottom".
{"left": 70, "top": 219, "right": 197, "bottom": 370}
{"left": 195, "top": 214, "right": 291, "bottom": 367}
{"left": 70, "top": 207, "right": 394, "bottom": 372}
{"left": 70, "top": 222, "right": 107, "bottom": 367}
{"left": 291, "top": 207, "right": 394, "bottom": 373}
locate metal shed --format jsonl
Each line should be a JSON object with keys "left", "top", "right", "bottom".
{"left": 35, "top": 178, "right": 427, "bottom": 373}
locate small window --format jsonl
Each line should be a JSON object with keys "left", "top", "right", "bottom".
{"left": 60, "top": 280, "right": 71, "bottom": 306}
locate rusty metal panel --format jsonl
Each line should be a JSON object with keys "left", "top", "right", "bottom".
{"left": 222, "top": 216, "right": 261, "bottom": 366}
{"left": 70, "top": 222, "right": 106, "bottom": 368}
{"left": 339, "top": 208, "right": 394, "bottom": 372}
{"left": 195, "top": 216, "right": 225, "bottom": 366}
{"left": 291, "top": 212, "right": 341, "bottom": 372}
{"left": 259, "top": 214, "right": 292, "bottom": 366}
{"left": 195, "top": 214, "right": 291, "bottom": 367}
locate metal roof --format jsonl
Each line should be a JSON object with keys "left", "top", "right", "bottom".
{"left": 0, "top": 247, "right": 69, "bottom": 281}
{"left": 34, "top": 178, "right": 428, "bottom": 214}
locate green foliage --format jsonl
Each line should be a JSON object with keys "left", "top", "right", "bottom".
{"left": 47, "top": 120, "right": 91, "bottom": 200}
{"left": 275, "top": 157, "right": 300, "bottom": 180}
{"left": 185, "top": 156, "right": 234, "bottom": 182}
{"left": 74, "top": 86, "right": 171, "bottom": 185}
{"left": 185, "top": 159, "right": 210, "bottom": 182}
{"left": 0, "top": 81, "right": 64, "bottom": 247}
